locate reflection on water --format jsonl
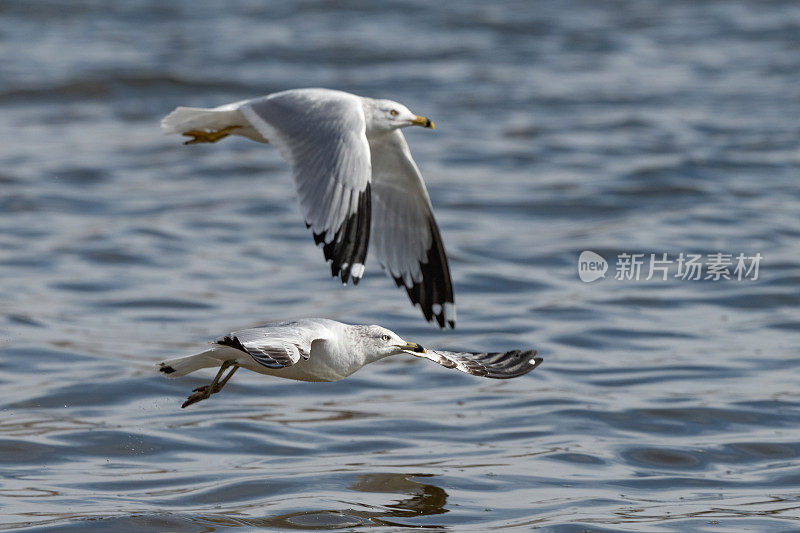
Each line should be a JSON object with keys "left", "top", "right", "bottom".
{"left": 6, "top": 474, "right": 449, "bottom": 531}
{"left": 2, "top": 0, "right": 800, "bottom": 530}
{"left": 351, "top": 473, "right": 448, "bottom": 519}
{"left": 259, "top": 473, "right": 448, "bottom": 530}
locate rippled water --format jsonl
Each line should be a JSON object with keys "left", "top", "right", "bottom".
{"left": 2, "top": 1, "right": 800, "bottom": 530}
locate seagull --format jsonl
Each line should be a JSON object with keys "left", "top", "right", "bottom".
{"left": 161, "top": 88, "right": 455, "bottom": 328}
{"left": 158, "top": 318, "right": 542, "bottom": 408}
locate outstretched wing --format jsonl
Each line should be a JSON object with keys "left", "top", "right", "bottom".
{"left": 216, "top": 320, "right": 333, "bottom": 369}
{"left": 239, "top": 89, "right": 372, "bottom": 284}
{"left": 369, "top": 129, "right": 455, "bottom": 328}
{"left": 410, "top": 348, "right": 541, "bottom": 379}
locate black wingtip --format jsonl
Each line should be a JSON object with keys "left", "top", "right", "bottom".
{"left": 316, "top": 184, "right": 371, "bottom": 285}
{"left": 216, "top": 335, "right": 248, "bottom": 354}
{"left": 339, "top": 265, "right": 350, "bottom": 284}
{"left": 433, "top": 315, "right": 454, "bottom": 329}
{"left": 399, "top": 218, "right": 454, "bottom": 329}
{"left": 483, "top": 349, "right": 541, "bottom": 379}
{"left": 159, "top": 364, "right": 175, "bottom": 374}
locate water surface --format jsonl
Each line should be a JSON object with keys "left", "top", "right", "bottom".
{"left": 2, "top": 1, "right": 800, "bottom": 530}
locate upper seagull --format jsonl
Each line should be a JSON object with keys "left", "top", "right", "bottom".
{"left": 161, "top": 88, "right": 455, "bottom": 328}
{"left": 157, "top": 318, "right": 542, "bottom": 408}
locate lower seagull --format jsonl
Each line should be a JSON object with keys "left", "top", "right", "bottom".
{"left": 158, "top": 318, "right": 542, "bottom": 408}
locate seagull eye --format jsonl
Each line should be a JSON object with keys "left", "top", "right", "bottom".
{"left": 381, "top": 334, "right": 391, "bottom": 342}
{"left": 389, "top": 109, "right": 399, "bottom": 117}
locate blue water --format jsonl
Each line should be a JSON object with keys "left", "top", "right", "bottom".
{"left": 2, "top": 1, "right": 800, "bottom": 530}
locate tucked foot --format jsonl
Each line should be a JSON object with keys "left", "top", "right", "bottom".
{"left": 182, "top": 388, "right": 211, "bottom": 408}
{"left": 182, "top": 382, "right": 225, "bottom": 408}
{"left": 191, "top": 383, "right": 224, "bottom": 394}
{"left": 180, "top": 361, "right": 239, "bottom": 408}
{"left": 182, "top": 125, "right": 241, "bottom": 145}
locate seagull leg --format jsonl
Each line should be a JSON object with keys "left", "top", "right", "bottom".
{"left": 182, "top": 125, "right": 242, "bottom": 145}
{"left": 181, "top": 359, "right": 238, "bottom": 408}
{"left": 213, "top": 364, "right": 239, "bottom": 393}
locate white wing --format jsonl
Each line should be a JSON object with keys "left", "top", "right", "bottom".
{"left": 369, "top": 129, "right": 455, "bottom": 328}
{"left": 239, "top": 89, "right": 372, "bottom": 284}
{"left": 411, "top": 349, "right": 542, "bottom": 379}
{"left": 216, "top": 320, "right": 335, "bottom": 369}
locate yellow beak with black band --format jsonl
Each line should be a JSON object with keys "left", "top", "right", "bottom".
{"left": 411, "top": 115, "right": 435, "bottom": 129}
{"left": 396, "top": 341, "right": 426, "bottom": 354}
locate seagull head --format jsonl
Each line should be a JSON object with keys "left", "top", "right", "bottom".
{"left": 361, "top": 325, "right": 426, "bottom": 357}
{"left": 364, "top": 98, "right": 435, "bottom": 135}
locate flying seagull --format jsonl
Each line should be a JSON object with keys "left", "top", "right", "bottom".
{"left": 162, "top": 88, "right": 455, "bottom": 328}
{"left": 158, "top": 318, "right": 542, "bottom": 408}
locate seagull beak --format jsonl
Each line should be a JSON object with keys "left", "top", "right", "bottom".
{"left": 396, "top": 341, "right": 426, "bottom": 354}
{"left": 411, "top": 115, "right": 434, "bottom": 129}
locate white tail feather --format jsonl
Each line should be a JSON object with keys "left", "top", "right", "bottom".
{"left": 157, "top": 349, "right": 221, "bottom": 378}
{"left": 160, "top": 106, "right": 243, "bottom": 134}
